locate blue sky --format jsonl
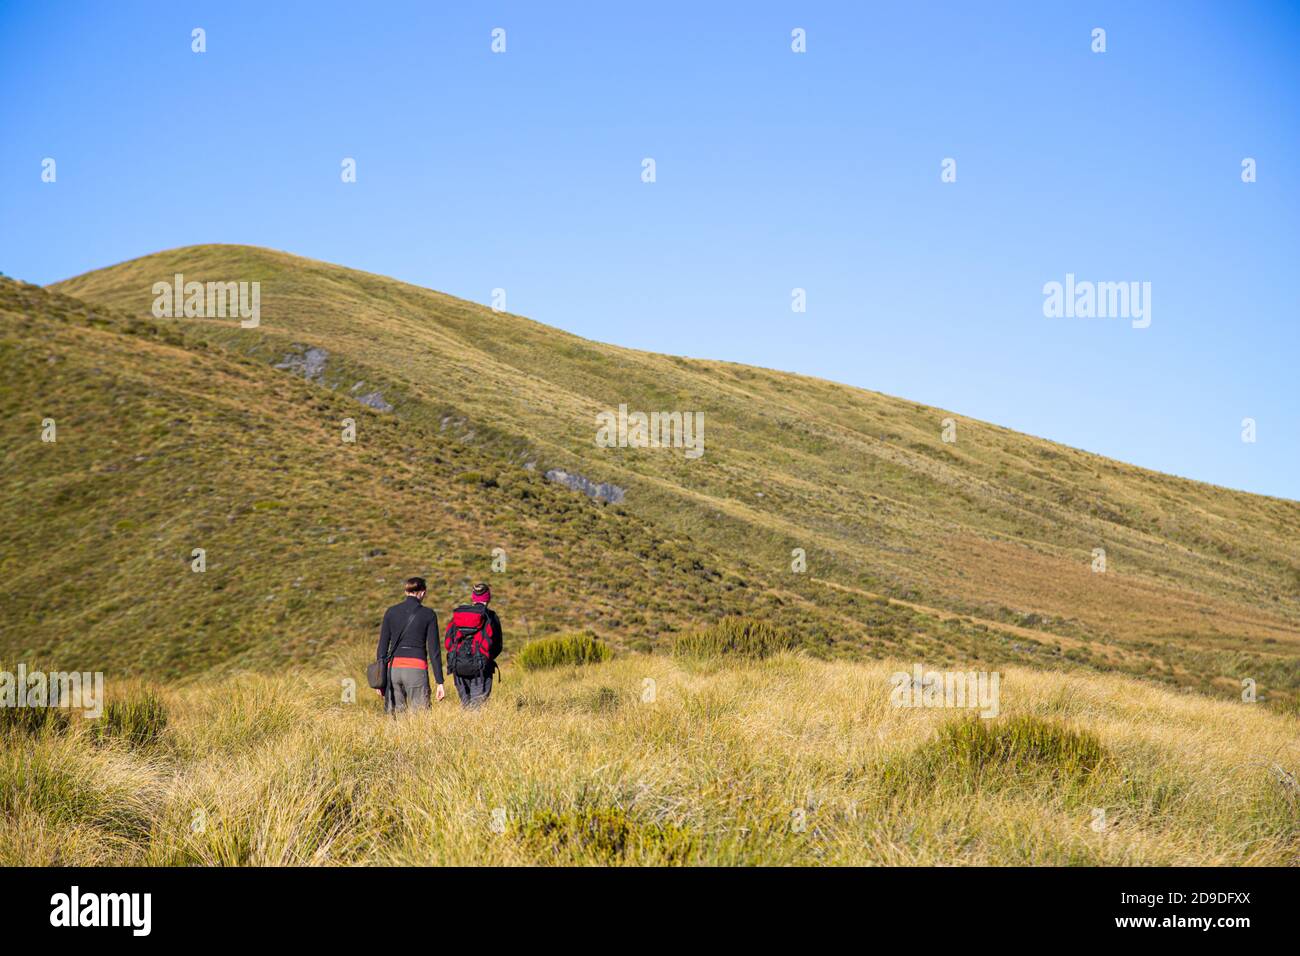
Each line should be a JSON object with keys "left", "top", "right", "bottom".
{"left": 2, "top": 1, "right": 1297, "bottom": 498}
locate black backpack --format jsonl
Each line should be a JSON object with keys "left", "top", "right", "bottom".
{"left": 444, "top": 604, "right": 493, "bottom": 679}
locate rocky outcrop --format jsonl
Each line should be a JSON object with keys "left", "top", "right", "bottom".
{"left": 274, "top": 347, "right": 394, "bottom": 413}
{"left": 274, "top": 345, "right": 329, "bottom": 381}
{"left": 544, "top": 468, "right": 626, "bottom": 503}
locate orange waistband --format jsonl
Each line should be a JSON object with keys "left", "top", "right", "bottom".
{"left": 391, "top": 657, "right": 428, "bottom": 670}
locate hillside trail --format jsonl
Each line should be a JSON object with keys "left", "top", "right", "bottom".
{"left": 808, "top": 576, "right": 1193, "bottom": 679}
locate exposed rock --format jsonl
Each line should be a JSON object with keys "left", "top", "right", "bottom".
{"left": 544, "top": 468, "right": 626, "bottom": 503}
{"left": 274, "top": 345, "right": 329, "bottom": 381}
{"left": 273, "top": 348, "right": 393, "bottom": 412}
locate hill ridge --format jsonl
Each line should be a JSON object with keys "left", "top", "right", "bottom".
{"left": 5, "top": 245, "right": 1295, "bottom": 708}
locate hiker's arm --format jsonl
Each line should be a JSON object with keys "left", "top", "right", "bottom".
{"left": 375, "top": 612, "right": 390, "bottom": 696}
{"left": 376, "top": 612, "right": 390, "bottom": 660}
{"left": 489, "top": 611, "right": 503, "bottom": 659}
{"left": 426, "top": 613, "right": 444, "bottom": 686}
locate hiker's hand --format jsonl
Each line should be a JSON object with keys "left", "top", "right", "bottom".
{"left": 435, "top": 683, "right": 446, "bottom": 702}
{"left": 375, "top": 689, "right": 383, "bottom": 698}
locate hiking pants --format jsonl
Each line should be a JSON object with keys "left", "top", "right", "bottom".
{"left": 386, "top": 667, "right": 431, "bottom": 714}
{"left": 454, "top": 673, "right": 493, "bottom": 708}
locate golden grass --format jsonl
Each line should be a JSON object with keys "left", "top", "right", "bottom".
{"left": 4, "top": 654, "right": 1296, "bottom": 866}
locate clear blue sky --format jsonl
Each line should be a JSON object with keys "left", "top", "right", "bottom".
{"left": 2, "top": 1, "right": 1297, "bottom": 499}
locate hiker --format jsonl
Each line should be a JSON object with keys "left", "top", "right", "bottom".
{"left": 444, "top": 583, "right": 503, "bottom": 708}
{"left": 375, "top": 577, "right": 445, "bottom": 714}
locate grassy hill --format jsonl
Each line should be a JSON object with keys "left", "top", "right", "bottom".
{"left": 3, "top": 247, "right": 1298, "bottom": 868}
{"left": 28, "top": 244, "right": 1299, "bottom": 706}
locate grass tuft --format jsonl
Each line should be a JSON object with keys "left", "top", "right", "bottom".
{"left": 0, "top": 662, "right": 72, "bottom": 738}
{"left": 883, "top": 715, "right": 1111, "bottom": 799}
{"left": 512, "top": 806, "right": 696, "bottom": 865}
{"left": 936, "top": 714, "right": 1109, "bottom": 778}
{"left": 90, "top": 684, "right": 169, "bottom": 749}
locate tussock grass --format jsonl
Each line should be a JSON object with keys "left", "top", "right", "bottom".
{"left": 512, "top": 807, "right": 696, "bottom": 865}
{"left": 516, "top": 632, "right": 612, "bottom": 671}
{"left": 2, "top": 655, "right": 1296, "bottom": 866}
{"left": 0, "top": 735, "right": 163, "bottom": 860}
{"left": 0, "top": 661, "right": 72, "bottom": 738}
{"left": 671, "top": 617, "right": 798, "bottom": 660}
{"left": 935, "top": 715, "right": 1109, "bottom": 781}
{"left": 0, "top": 699, "right": 70, "bottom": 738}
{"left": 91, "top": 682, "right": 169, "bottom": 749}
{"left": 882, "top": 715, "right": 1111, "bottom": 802}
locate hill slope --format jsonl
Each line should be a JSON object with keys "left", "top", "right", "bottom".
{"left": 37, "top": 244, "right": 1300, "bottom": 703}
{"left": 0, "top": 278, "right": 827, "bottom": 676}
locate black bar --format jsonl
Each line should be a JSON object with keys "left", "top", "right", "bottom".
{"left": 0, "top": 866, "right": 1284, "bottom": 942}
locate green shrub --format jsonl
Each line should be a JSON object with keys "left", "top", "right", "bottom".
{"left": 91, "top": 685, "right": 169, "bottom": 749}
{"left": 670, "top": 616, "right": 797, "bottom": 660}
{"left": 516, "top": 632, "right": 612, "bottom": 671}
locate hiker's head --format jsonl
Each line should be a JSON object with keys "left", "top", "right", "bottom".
{"left": 404, "top": 576, "right": 427, "bottom": 601}
{"left": 472, "top": 583, "right": 491, "bottom": 605}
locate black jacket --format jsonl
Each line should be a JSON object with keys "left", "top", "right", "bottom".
{"left": 377, "top": 596, "right": 443, "bottom": 684}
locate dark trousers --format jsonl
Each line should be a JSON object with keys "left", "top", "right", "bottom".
{"left": 386, "top": 667, "right": 431, "bottom": 714}
{"left": 454, "top": 672, "right": 493, "bottom": 708}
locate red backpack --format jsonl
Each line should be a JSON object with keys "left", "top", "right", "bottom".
{"left": 445, "top": 604, "right": 494, "bottom": 678}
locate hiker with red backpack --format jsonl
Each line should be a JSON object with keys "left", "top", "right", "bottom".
{"left": 444, "top": 583, "right": 502, "bottom": 708}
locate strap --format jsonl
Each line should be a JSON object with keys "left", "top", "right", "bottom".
{"left": 382, "top": 606, "right": 421, "bottom": 664}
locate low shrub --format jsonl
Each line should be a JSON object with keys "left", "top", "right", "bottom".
{"left": 670, "top": 616, "right": 797, "bottom": 660}
{"left": 516, "top": 632, "right": 612, "bottom": 671}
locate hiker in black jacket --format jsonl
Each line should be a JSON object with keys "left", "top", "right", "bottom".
{"left": 444, "top": 583, "right": 502, "bottom": 708}
{"left": 376, "top": 577, "right": 445, "bottom": 714}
